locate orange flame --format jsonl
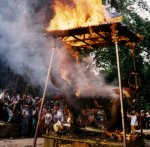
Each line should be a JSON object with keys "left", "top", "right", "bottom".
{"left": 47, "top": 0, "right": 110, "bottom": 31}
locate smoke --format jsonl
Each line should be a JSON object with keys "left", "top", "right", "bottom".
{"left": 0, "top": 0, "right": 117, "bottom": 98}
{"left": 0, "top": 0, "right": 52, "bottom": 87}
{"left": 50, "top": 46, "right": 117, "bottom": 99}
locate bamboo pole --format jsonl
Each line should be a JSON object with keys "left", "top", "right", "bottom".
{"left": 33, "top": 47, "right": 55, "bottom": 147}
{"left": 115, "top": 42, "right": 126, "bottom": 147}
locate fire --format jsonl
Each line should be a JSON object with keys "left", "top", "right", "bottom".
{"left": 60, "top": 66, "right": 71, "bottom": 86}
{"left": 47, "top": 0, "right": 110, "bottom": 31}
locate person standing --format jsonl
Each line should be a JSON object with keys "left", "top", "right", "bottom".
{"left": 145, "top": 112, "right": 150, "bottom": 129}
{"left": 44, "top": 109, "right": 52, "bottom": 134}
{"left": 130, "top": 110, "right": 138, "bottom": 134}
{"left": 21, "top": 105, "right": 30, "bottom": 137}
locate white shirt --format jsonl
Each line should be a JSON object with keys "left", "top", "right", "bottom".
{"left": 53, "top": 109, "right": 64, "bottom": 122}
{"left": 45, "top": 113, "right": 52, "bottom": 125}
{"left": 0, "top": 92, "right": 4, "bottom": 100}
{"left": 131, "top": 115, "right": 138, "bottom": 126}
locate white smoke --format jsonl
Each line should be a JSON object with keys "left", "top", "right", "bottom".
{"left": 0, "top": 0, "right": 117, "bottom": 98}
{"left": 0, "top": 0, "right": 52, "bottom": 87}
{"left": 50, "top": 47, "right": 117, "bottom": 98}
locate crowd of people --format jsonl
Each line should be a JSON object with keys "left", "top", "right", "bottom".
{"left": 126, "top": 110, "right": 150, "bottom": 134}
{"left": 0, "top": 90, "right": 41, "bottom": 137}
{"left": 0, "top": 90, "right": 106, "bottom": 137}
{"left": 0, "top": 89, "right": 150, "bottom": 139}
{"left": 0, "top": 90, "right": 74, "bottom": 137}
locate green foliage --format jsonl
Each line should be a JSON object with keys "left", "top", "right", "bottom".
{"left": 93, "top": 45, "right": 135, "bottom": 85}
{"left": 103, "top": 0, "right": 150, "bottom": 106}
{"left": 78, "top": 0, "right": 150, "bottom": 108}
{"left": 111, "top": 0, "right": 150, "bottom": 106}
{"left": 111, "top": 0, "right": 150, "bottom": 56}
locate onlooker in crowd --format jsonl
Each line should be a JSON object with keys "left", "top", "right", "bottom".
{"left": 130, "top": 110, "right": 138, "bottom": 134}
{"left": 44, "top": 109, "right": 52, "bottom": 134}
{"left": 21, "top": 105, "right": 30, "bottom": 137}
{"left": 140, "top": 110, "right": 146, "bottom": 129}
{"left": 145, "top": 111, "right": 150, "bottom": 129}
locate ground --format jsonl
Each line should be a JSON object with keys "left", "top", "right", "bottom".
{"left": 0, "top": 138, "right": 43, "bottom": 147}
{"left": 0, "top": 130, "right": 150, "bottom": 147}
{"left": 136, "top": 129, "right": 150, "bottom": 147}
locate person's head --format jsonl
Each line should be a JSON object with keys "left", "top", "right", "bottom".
{"left": 27, "top": 95, "right": 31, "bottom": 99}
{"left": 53, "top": 102, "right": 59, "bottom": 111}
{"left": 47, "top": 109, "right": 51, "bottom": 113}
{"left": 131, "top": 110, "right": 136, "bottom": 115}
{"left": 146, "top": 112, "right": 149, "bottom": 116}
{"left": 24, "top": 104, "right": 29, "bottom": 109}
{"left": 135, "top": 111, "right": 139, "bottom": 116}
{"left": 23, "top": 94, "right": 27, "bottom": 99}
{"left": 140, "top": 110, "right": 144, "bottom": 114}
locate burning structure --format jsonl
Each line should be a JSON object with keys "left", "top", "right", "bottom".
{"left": 34, "top": 0, "right": 143, "bottom": 147}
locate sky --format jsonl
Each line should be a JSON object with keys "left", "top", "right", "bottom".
{"left": 140, "top": 0, "right": 150, "bottom": 63}
{"left": 146, "top": 0, "right": 150, "bottom": 6}
{"left": 133, "top": 0, "right": 150, "bottom": 20}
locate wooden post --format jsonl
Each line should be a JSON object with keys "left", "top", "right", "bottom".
{"left": 33, "top": 47, "right": 55, "bottom": 147}
{"left": 111, "top": 23, "right": 126, "bottom": 147}
{"left": 115, "top": 42, "right": 126, "bottom": 147}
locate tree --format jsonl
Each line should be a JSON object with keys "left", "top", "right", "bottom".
{"left": 93, "top": 0, "right": 150, "bottom": 107}
{"left": 111, "top": 0, "right": 150, "bottom": 56}
{"left": 111, "top": 0, "right": 150, "bottom": 107}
